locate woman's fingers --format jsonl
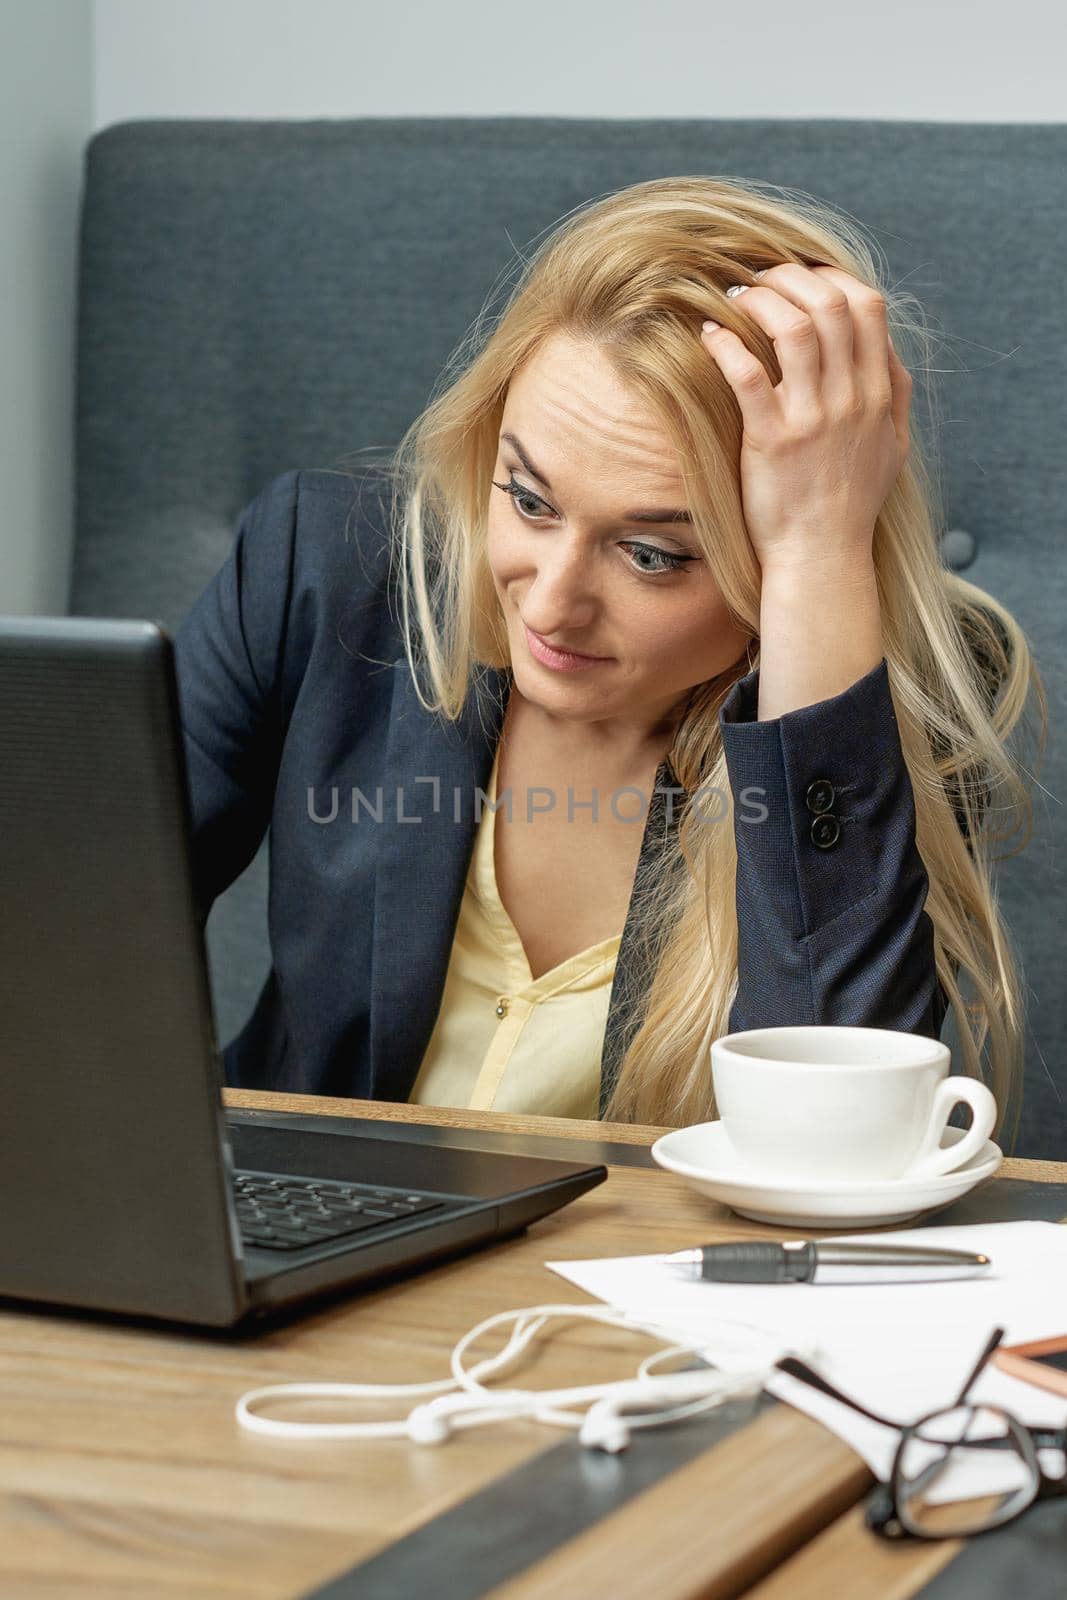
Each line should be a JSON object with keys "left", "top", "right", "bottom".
{"left": 721, "top": 277, "right": 823, "bottom": 404}
{"left": 699, "top": 319, "right": 779, "bottom": 435}
{"left": 698, "top": 258, "right": 912, "bottom": 565}
{"left": 808, "top": 264, "right": 895, "bottom": 407}
{"left": 726, "top": 263, "right": 857, "bottom": 401}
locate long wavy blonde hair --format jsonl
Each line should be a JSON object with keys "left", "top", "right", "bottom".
{"left": 343, "top": 175, "right": 1047, "bottom": 1146}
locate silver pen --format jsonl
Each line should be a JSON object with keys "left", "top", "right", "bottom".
{"left": 664, "top": 1240, "right": 992, "bottom": 1284}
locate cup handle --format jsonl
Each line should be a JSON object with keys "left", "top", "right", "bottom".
{"left": 903, "top": 1077, "right": 998, "bottom": 1179}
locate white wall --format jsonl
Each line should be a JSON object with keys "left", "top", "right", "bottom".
{"left": 0, "top": 0, "right": 92, "bottom": 616}
{"left": 94, "top": 0, "right": 1067, "bottom": 128}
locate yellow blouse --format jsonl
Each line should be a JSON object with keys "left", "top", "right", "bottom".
{"left": 408, "top": 743, "right": 622, "bottom": 1119}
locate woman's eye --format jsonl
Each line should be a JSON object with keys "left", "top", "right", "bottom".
{"left": 622, "top": 542, "right": 689, "bottom": 575}
{"left": 492, "top": 473, "right": 692, "bottom": 576}
{"left": 504, "top": 478, "right": 546, "bottom": 519}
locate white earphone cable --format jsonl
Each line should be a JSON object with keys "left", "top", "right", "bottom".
{"left": 235, "top": 1303, "right": 813, "bottom": 1453}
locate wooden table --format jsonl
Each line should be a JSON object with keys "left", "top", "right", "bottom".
{"left": 5, "top": 1091, "right": 1065, "bottom": 1599}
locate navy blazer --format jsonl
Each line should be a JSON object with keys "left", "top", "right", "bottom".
{"left": 174, "top": 466, "right": 951, "bottom": 1113}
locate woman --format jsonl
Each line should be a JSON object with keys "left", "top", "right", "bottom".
{"left": 175, "top": 175, "right": 1045, "bottom": 1141}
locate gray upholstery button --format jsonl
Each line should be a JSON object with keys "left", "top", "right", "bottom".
{"left": 806, "top": 778, "right": 836, "bottom": 814}
{"left": 939, "top": 528, "right": 977, "bottom": 571}
{"left": 810, "top": 814, "right": 841, "bottom": 849}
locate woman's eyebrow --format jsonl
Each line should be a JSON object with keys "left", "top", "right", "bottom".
{"left": 500, "top": 431, "right": 694, "bottom": 525}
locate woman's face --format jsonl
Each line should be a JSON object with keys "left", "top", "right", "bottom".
{"left": 487, "top": 332, "right": 751, "bottom": 748}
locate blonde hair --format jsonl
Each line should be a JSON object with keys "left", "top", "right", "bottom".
{"left": 342, "top": 175, "right": 1047, "bottom": 1147}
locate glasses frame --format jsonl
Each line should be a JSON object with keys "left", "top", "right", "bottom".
{"left": 774, "top": 1326, "right": 1067, "bottom": 1543}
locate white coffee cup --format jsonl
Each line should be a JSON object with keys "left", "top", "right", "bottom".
{"left": 710, "top": 1025, "right": 997, "bottom": 1185}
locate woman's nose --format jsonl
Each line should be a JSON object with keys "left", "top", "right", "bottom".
{"left": 525, "top": 547, "right": 597, "bottom": 624}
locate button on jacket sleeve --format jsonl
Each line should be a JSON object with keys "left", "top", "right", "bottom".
{"left": 718, "top": 656, "right": 947, "bottom": 1040}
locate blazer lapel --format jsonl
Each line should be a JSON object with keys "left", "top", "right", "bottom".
{"left": 367, "top": 656, "right": 509, "bottom": 1099}
{"left": 368, "top": 654, "right": 689, "bottom": 1109}
{"left": 598, "top": 755, "right": 689, "bottom": 1113}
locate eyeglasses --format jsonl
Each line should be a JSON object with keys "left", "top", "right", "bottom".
{"left": 776, "top": 1327, "right": 1067, "bottom": 1541}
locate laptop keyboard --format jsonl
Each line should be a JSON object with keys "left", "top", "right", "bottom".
{"left": 233, "top": 1169, "right": 449, "bottom": 1251}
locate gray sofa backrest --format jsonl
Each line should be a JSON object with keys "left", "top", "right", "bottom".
{"left": 72, "top": 119, "right": 1065, "bottom": 1154}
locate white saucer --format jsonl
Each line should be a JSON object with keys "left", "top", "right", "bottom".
{"left": 650, "top": 1122, "right": 1003, "bottom": 1228}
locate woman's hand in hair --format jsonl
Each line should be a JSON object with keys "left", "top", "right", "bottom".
{"left": 700, "top": 262, "right": 911, "bottom": 581}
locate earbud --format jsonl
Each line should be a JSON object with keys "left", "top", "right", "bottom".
{"left": 406, "top": 1404, "right": 452, "bottom": 1445}
{"left": 579, "top": 1400, "right": 630, "bottom": 1453}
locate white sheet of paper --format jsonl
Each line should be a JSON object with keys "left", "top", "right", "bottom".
{"left": 547, "top": 1221, "right": 1067, "bottom": 1500}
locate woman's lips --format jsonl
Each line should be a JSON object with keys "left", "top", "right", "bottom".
{"left": 523, "top": 623, "right": 609, "bottom": 672}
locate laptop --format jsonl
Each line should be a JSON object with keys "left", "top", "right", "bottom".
{"left": 0, "top": 616, "right": 607, "bottom": 1329}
